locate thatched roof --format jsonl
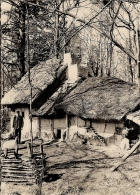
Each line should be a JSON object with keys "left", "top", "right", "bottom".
{"left": 126, "top": 110, "right": 140, "bottom": 126}
{"left": 56, "top": 77, "right": 140, "bottom": 121}
{"left": 33, "top": 78, "right": 83, "bottom": 116}
{"left": 1, "top": 58, "right": 67, "bottom": 105}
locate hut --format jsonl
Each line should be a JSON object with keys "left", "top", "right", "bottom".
{"left": 32, "top": 78, "right": 83, "bottom": 140}
{"left": 1, "top": 58, "right": 68, "bottom": 140}
{"left": 2, "top": 54, "right": 139, "bottom": 144}
{"left": 32, "top": 52, "right": 86, "bottom": 141}
{"left": 1, "top": 53, "right": 87, "bottom": 141}
{"left": 54, "top": 77, "right": 140, "bottom": 144}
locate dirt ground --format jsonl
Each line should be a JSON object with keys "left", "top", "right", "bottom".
{"left": 1, "top": 140, "right": 139, "bottom": 195}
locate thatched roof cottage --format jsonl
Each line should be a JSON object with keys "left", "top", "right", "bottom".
{"left": 1, "top": 57, "right": 68, "bottom": 140}
{"left": 1, "top": 58, "right": 67, "bottom": 107}
{"left": 53, "top": 77, "right": 140, "bottom": 144}
{"left": 2, "top": 54, "right": 140, "bottom": 144}
{"left": 57, "top": 77, "right": 139, "bottom": 121}
{"left": 1, "top": 54, "right": 86, "bottom": 141}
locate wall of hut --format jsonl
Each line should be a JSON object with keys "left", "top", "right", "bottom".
{"left": 68, "top": 116, "right": 123, "bottom": 132}
{"left": 68, "top": 116, "right": 124, "bottom": 145}
{"left": 9, "top": 107, "right": 124, "bottom": 145}
{"left": 10, "top": 108, "right": 67, "bottom": 141}
{"left": 91, "top": 121, "right": 123, "bottom": 134}
{"left": 40, "top": 114, "right": 124, "bottom": 145}
{"left": 39, "top": 118, "right": 52, "bottom": 140}
{"left": 10, "top": 107, "right": 39, "bottom": 141}
{"left": 53, "top": 116, "right": 67, "bottom": 140}
{"left": 38, "top": 116, "right": 67, "bottom": 141}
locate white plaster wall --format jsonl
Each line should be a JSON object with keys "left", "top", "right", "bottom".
{"left": 40, "top": 118, "right": 52, "bottom": 140}
{"left": 53, "top": 117, "right": 67, "bottom": 141}
{"left": 70, "top": 116, "right": 77, "bottom": 126}
{"left": 32, "top": 117, "right": 39, "bottom": 138}
{"left": 21, "top": 108, "right": 30, "bottom": 138}
{"left": 91, "top": 122, "right": 115, "bottom": 134}
{"left": 104, "top": 123, "right": 116, "bottom": 134}
{"left": 54, "top": 118, "right": 66, "bottom": 129}
{"left": 68, "top": 117, "right": 86, "bottom": 140}
{"left": 91, "top": 121, "right": 124, "bottom": 135}
{"left": 69, "top": 117, "right": 86, "bottom": 127}
{"left": 68, "top": 117, "right": 124, "bottom": 142}
{"left": 64, "top": 53, "right": 71, "bottom": 66}
{"left": 54, "top": 128, "right": 58, "bottom": 138}
{"left": 91, "top": 122, "right": 104, "bottom": 133}
{"left": 10, "top": 107, "right": 40, "bottom": 140}
{"left": 78, "top": 118, "right": 85, "bottom": 127}
{"left": 56, "top": 114, "right": 124, "bottom": 142}
{"left": 10, "top": 111, "right": 15, "bottom": 133}
{"left": 69, "top": 126, "right": 87, "bottom": 141}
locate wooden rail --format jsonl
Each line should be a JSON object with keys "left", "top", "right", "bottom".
{"left": 110, "top": 141, "right": 140, "bottom": 171}
{"left": 1, "top": 142, "right": 46, "bottom": 186}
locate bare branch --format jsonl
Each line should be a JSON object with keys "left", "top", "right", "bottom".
{"left": 28, "top": 1, "right": 136, "bottom": 61}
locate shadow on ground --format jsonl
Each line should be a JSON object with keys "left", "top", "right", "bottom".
{"left": 43, "top": 173, "right": 63, "bottom": 183}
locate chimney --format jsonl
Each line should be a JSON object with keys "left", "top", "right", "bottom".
{"left": 64, "top": 53, "right": 78, "bottom": 84}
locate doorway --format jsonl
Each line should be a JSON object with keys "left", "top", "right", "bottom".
{"left": 57, "top": 129, "right": 61, "bottom": 139}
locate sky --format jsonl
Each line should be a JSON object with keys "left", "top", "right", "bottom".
{"left": 1, "top": 2, "right": 12, "bottom": 25}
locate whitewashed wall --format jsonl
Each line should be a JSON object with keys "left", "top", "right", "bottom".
{"left": 91, "top": 122, "right": 114, "bottom": 134}
{"left": 92, "top": 121, "right": 123, "bottom": 134}
{"left": 70, "top": 116, "right": 77, "bottom": 126}
{"left": 32, "top": 117, "right": 39, "bottom": 138}
{"left": 68, "top": 116, "right": 124, "bottom": 142}
{"left": 10, "top": 107, "right": 39, "bottom": 141}
{"left": 53, "top": 116, "right": 67, "bottom": 140}
{"left": 39, "top": 117, "right": 67, "bottom": 141}
{"left": 78, "top": 118, "right": 85, "bottom": 127}
{"left": 40, "top": 118, "right": 52, "bottom": 140}
{"left": 68, "top": 116, "right": 85, "bottom": 140}
{"left": 54, "top": 118, "right": 66, "bottom": 129}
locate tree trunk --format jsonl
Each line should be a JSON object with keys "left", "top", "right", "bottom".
{"left": 136, "top": 29, "right": 140, "bottom": 91}
{"left": 26, "top": 2, "right": 33, "bottom": 154}
{"left": 128, "top": 28, "right": 133, "bottom": 83}
{"left": 137, "top": 59, "right": 140, "bottom": 91}
{"left": 54, "top": 1, "right": 60, "bottom": 59}
{"left": 18, "top": 1, "right": 26, "bottom": 77}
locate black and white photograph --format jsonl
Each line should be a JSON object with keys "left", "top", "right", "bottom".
{"left": 1, "top": 0, "right": 140, "bottom": 195}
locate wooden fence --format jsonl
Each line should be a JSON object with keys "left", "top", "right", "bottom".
{"left": 1, "top": 143, "right": 46, "bottom": 185}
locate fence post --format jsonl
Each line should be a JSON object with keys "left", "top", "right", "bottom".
{"left": 40, "top": 144, "right": 43, "bottom": 158}
{"left": 27, "top": 142, "right": 32, "bottom": 158}
{"left": 40, "top": 144, "right": 45, "bottom": 175}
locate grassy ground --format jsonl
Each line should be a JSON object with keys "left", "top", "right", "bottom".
{"left": 1, "top": 140, "right": 139, "bottom": 195}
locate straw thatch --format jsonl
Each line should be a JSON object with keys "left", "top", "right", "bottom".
{"left": 126, "top": 110, "right": 140, "bottom": 126}
{"left": 1, "top": 58, "right": 67, "bottom": 105}
{"left": 56, "top": 77, "right": 140, "bottom": 121}
{"left": 33, "top": 78, "right": 83, "bottom": 116}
